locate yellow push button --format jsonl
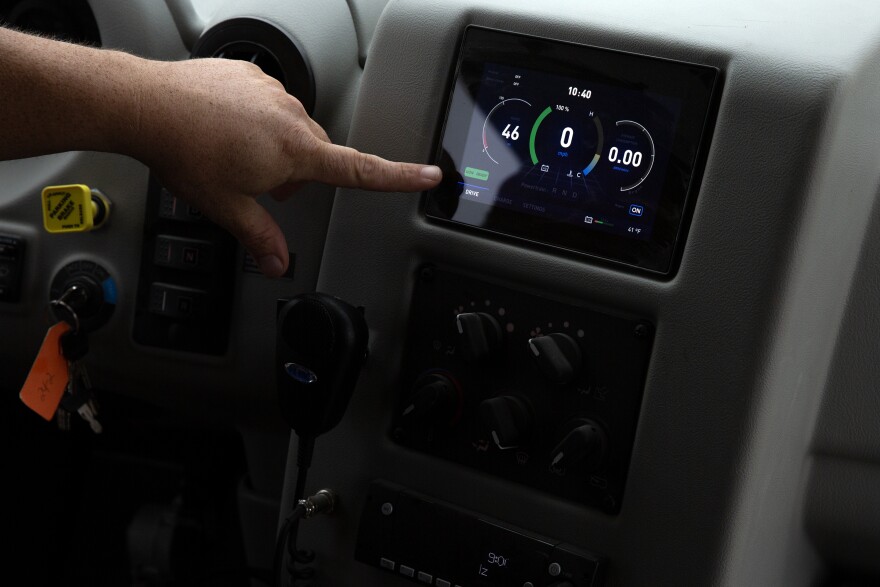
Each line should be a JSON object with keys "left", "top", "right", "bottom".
{"left": 41, "top": 184, "right": 111, "bottom": 233}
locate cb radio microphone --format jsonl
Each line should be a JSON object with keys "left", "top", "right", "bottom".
{"left": 276, "top": 292, "right": 369, "bottom": 438}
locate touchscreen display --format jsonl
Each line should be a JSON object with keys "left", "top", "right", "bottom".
{"left": 425, "top": 27, "right": 719, "bottom": 274}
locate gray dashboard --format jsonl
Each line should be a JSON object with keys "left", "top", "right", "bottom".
{"left": 2, "top": 0, "right": 880, "bottom": 585}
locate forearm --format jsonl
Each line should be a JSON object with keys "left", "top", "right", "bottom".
{"left": 0, "top": 26, "right": 146, "bottom": 160}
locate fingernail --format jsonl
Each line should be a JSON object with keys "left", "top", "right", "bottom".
{"left": 420, "top": 165, "right": 442, "bottom": 182}
{"left": 257, "top": 255, "right": 284, "bottom": 277}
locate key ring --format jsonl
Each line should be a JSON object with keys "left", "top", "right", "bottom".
{"left": 50, "top": 298, "right": 81, "bottom": 333}
{"left": 50, "top": 284, "right": 85, "bottom": 333}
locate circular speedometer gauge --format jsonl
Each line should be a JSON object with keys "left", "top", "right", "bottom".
{"left": 528, "top": 105, "right": 604, "bottom": 178}
{"left": 607, "top": 120, "right": 655, "bottom": 191}
{"left": 482, "top": 98, "right": 533, "bottom": 167}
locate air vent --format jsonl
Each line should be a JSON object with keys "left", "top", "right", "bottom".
{"left": 191, "top": 18, "right": 315, "bottom": 115}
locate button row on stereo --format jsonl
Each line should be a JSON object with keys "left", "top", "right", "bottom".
{"left": 378, "top": 557, "right": 460, "bottom": 587}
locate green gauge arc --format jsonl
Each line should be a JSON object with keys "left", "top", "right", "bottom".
{"left": 529, "top": 108, "right": 605, "bottom": 177}
{"left": 529, "top": 107, "right": 553, "bottom": 165}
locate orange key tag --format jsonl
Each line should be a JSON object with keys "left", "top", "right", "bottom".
{"left": 20, "top": 322, "right": 71, "bottom": 421}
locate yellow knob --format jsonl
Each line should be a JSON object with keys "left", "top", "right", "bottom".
{"left": 41, "top": 184, "right": 111, "bottom": 233}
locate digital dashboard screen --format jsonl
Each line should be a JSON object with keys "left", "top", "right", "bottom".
{"left": 425, "top": 26, "right": 719, "bottom": 274}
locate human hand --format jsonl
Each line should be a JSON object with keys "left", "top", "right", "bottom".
{"left": 130, "top": 57, "right": 441, "bottom": 277}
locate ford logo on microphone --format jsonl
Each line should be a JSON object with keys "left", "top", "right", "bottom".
{"left": 284, "top": 362, "right": 318, "bottom": 384}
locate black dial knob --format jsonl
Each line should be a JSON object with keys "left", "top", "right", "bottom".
{"left": 550, "top": 420, "right": 607, "bottom": 472}
{"left": 479, "top": 395, "right": 533, "bottom": 450}
{"left": 528, "top": 332, "right": 582, "bottom": 384}
{"left": 456, "top": 312, "right": 503, "bottom": 362}
{"left": 401, "top": 372, "right": 460, "bottom": 425}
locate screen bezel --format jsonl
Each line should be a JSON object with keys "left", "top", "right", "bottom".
{"left": 423, "top": 25, "right": 720, "bottom": 276}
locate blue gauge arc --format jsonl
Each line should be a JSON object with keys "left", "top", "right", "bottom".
{"left": 582, "top": 116, "right": 604, "bottom": 176}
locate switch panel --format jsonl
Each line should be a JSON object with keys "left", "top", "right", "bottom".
{"left": 133, "top": 174, "right": 237, "bottom": 355}
{"left": 355, "top": 480, "right": 606, "bottom": 586}
{"left": 0, "top": 234, "right": 24, "bottom": 303}
{"left": 392, "top": 265, "right": 654, "bottom": 513}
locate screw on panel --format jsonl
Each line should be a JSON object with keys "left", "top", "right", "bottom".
{"left": 381, "top": 502, "right": 394, "bottom": 516}
{"left": 634, "top": 323, "right": 648, "bottom": 338}
{"left": 419, "top": 265, "right": 436, "bottom": 283}
{"left": 548, "top": 562, "right": 563, "bottom": 577}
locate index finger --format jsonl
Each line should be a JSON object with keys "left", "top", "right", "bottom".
{"left": 308, "top": 142, "right": 442, "bottom": 193}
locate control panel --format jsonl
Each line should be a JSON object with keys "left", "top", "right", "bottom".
{"left": 392, "top": 265, "right": 653, "bottom": 513}
{"left": 0, "top": 234, "right": 25, "bottom": 303}
{"left": 355, "top": 480, "right": 605, "bottom": 586}
{"left": 132, "top": 175, "right": 238, "bottom": 355}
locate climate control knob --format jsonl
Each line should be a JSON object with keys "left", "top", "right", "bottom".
{"left": 401, "top": 372, "right": 460, "bottom": 426}
{"left": 528, "top": 332, "right": 582, "bottom": 384}
{"left": 479, "top": 395, "right": 533, "bottom": 450}
{"left": 456, "top": 312, "right": 503, "bottom": 362}
{"left": 550, "top": 419, "right": 607, "bottom": 472}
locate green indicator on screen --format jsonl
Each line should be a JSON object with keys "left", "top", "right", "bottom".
{"left": 529, "top": 106, "right": 553, "bottom": 164}
{"left": 464, "top": 167, "right": 489, "bottom": 181}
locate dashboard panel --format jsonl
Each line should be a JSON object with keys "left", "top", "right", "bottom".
{"left": 2, "top": 0, "right": 880, "bottom": 586}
